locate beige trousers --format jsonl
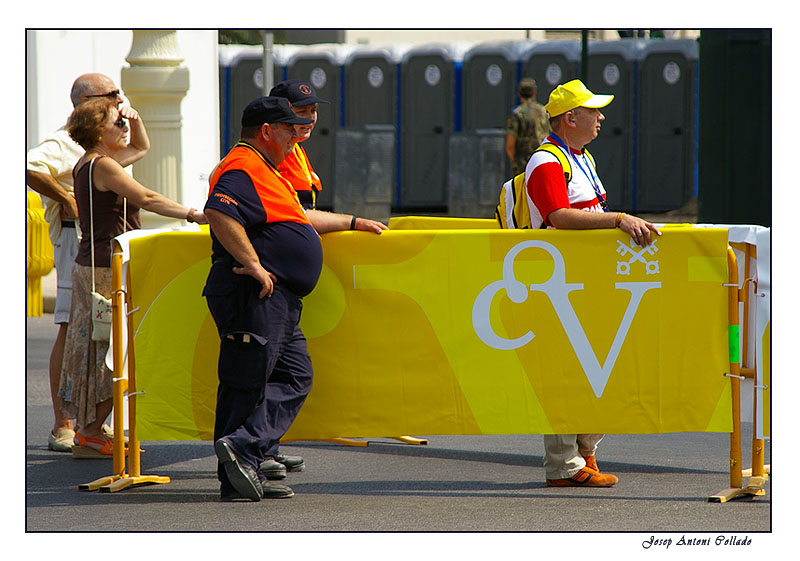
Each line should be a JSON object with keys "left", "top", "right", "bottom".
{"left": 543, "top": 434, "right": 604, "bottom": 479}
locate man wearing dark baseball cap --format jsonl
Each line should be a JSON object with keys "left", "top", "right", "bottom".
{"left": 241, "top": 95, "right": 313, "bottom": 127}
{"left": 270, "top": 79, "right": 329, "bottom": 210}
{"left": 203, "top": 96, "right": 387, "bottom": 502}
{"left": 269, "top": 79, "right": 329, "bottom": 106}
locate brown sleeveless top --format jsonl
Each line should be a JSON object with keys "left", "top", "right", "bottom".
{"left": 74, "top": 156, "right": 141, "bottom": 268}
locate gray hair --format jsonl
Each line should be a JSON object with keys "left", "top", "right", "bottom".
{"left": 69, "top": 76, "right": 94, "bottom": 107}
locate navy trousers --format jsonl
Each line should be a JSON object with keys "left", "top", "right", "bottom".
{"left": 207, "top": 281, "right": 312, "bottom": 489}
{"left": 261, "top": 324, "right": 313, "bottom": 458}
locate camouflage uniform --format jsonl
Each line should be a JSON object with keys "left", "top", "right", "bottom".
{"left": 506, "top": 98, "right": 550, "bottom": 177}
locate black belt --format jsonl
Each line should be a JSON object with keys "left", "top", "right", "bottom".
{"left": 62, "top": 221, "right": 75, "bottom": 228}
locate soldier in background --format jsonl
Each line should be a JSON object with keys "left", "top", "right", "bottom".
{"left": 505, "top": 77, "right": 550, "bottom": 177}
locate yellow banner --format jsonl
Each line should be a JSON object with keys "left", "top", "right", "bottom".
{"left": 128, "top": 226, "right": 731, "bottom": 441}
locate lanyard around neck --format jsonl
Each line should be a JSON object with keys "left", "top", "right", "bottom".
{"left": 293, "top": 144, "right": 314, "bottom": 184}
{"left": 549, "top": 133, "right": 607, "bottom": 210}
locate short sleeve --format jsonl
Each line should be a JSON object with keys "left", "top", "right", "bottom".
{"left": 26, "top": 129, "right": 83, "bottom": 183}
{"left": 205, "top": 169, "right": 267, "bottom": 228}
{"left": 526, "top": 160, "right": 570, "bottom": 227}
{"left": 505, "top": 110, "right": 520, "bottom": 136}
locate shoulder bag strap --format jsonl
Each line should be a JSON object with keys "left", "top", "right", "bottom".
{"left": 88, "top": 157, "right": 97, "bottom": 294}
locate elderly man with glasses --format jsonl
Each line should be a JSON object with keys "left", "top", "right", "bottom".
{"left": 26, "top": 73, "right": 150, "bottom": 453}
{"left": 521, "top": 79, "right": 661, "bottom": 488}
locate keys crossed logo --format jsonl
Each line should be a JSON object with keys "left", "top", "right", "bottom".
{"left": 472, "top": 240, "right": 661, "bottom": 398}
{"left": 616, "top": 238, "right": 659, "bottom": 275}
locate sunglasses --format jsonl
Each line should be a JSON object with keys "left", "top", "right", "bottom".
{"left": 87, "top": 89, "right": 120, "bottom": 99}
{"left": 114, "top": 116, "right": 128, "bottom": 129}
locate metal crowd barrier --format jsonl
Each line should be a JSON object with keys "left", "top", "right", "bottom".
{"left": 80, "top": 231, "right": 769, "bottom": 503}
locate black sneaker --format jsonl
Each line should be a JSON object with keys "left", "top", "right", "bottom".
{"left": 214, "top": 438, "right": 263, "bottom": 502}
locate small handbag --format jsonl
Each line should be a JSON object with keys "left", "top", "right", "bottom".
{"left": 87, "top": 157, "right": 124, "bottom": 342}
{"left": 90, "top": 291, "right": 113, "bottom": 342}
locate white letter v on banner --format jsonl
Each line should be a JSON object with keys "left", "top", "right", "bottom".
{"left": 550, "top": 281, "right": 661, "bottom": 398}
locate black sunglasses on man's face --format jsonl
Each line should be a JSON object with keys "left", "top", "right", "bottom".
{"left": 86, "top": 89, "right": 120, "bottom": 99}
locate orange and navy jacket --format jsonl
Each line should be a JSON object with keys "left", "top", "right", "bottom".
{"left": 207, "top": 142, "right": 311, "bottom": 225}
{"left": 278, "top": 143, "right": 321, "bottom": 210}
{"left": 203, "top": 142, "right": 322, "bottom": 298}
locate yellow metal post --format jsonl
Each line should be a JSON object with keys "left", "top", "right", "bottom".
{"left": 126, "top": 262, "right": 142, "bottom": 479}
{"left": 111, "top": 246, "right": 127, "bottom": 478}
{"left": 708, "top": 246, "right": 768, "bottom": 502}
{"left": 743, "top": 244, "right": 769, "bottom": 494}
{"left": 79, "top": 246, "right": 127, "bottom": 491}
{"left": 80, "top": 241, "right": 170, "bottom": 492}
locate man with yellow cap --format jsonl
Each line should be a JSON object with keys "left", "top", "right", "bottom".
{"left": 525, "top": 79, "right": 661, "bottom": 487}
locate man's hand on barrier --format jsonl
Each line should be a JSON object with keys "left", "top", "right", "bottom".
{"left": 353, "top": 217, "right": 389, "bottom": 234}
{"left": 618, "top": 213, "right": 661, "bottom": 247}
{"left": 306, "top": 209, "right": 388, "bottom": 235}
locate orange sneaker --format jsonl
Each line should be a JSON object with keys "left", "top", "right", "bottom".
{"left": 547, "top": 467, "right": 618, "bottom": 487}
{"left": 583, "top": 455, "right": 599, "bottom": 473}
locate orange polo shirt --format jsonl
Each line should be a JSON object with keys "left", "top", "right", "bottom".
{"left": 278, "top": 143, "right": 321, "bottom": 209}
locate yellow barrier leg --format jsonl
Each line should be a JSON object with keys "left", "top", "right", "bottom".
{"left": 322, "top": 438, "right": 369, "bottom": 447}
{"left": 747, "top": 363, "right": 768, "bottom": 496}
{"left": 392, "top": 436, "right": 429, "bottom": 445}
{"left": 81, "top": 243, "right": 170, "bottom": 492}
{"left": 79, "top": 247, "right": 127, "bottom": 490}
{"left": 78, "top": 475, "right": 121, "bottom": 492}
{"left": 296, "top": 436, "right": 429, "bottom": 447}
{"left": 708, "top": 248, "right": 766, "bottom": 503}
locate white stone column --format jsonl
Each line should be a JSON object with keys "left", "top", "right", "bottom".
{"left": 121, "top": 30, "right": 190, "bottom": 229}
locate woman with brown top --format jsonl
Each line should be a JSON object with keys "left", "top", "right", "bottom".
{"left": 60, "top": 97, "right": 207, "bottom": 458}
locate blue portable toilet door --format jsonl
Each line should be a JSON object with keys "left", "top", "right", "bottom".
{"left": 224, "top": 53, "right": 283, "bottom": 156}
{"left": 400, "top": 51, "right": 454, "bottom": 208}
{"left": 345, "top": 53, "right": 397, "bottom": 128}
{"left": 462, "top": 52, "right": 517, "bottom": 131}
{"left": 637, "top": 42, "right": 698, "bottom": 212}
{"left": 520, "top": 55, "right": 579, "bottom": 105}
{"left": 585, "top": 45, "right": 640, "bottom": 212}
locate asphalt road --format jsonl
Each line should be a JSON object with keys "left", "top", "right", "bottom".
{"left": 24, "top": 313, "right": 776, "bottom": 555}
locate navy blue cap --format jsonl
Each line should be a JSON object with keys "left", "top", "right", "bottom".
{"left": 269, "top": 79, "right": 329, "bottom": 106}
{"left": 241, "top": 96, "right": 313, "bottom": 127}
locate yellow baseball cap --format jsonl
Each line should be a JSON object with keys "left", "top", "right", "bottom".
{"left": 545, "top": 79, "right": 614, "bottom": 117}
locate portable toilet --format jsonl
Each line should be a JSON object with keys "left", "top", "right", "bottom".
{"left": 218, "top": 44, "right": 294, "bottom": 156}
{"left": 519, "top": 40, "right": 582, "bottom": 105}
{"left": 450, "top": 41, "right": 534, "bottom": 217}
{"left": 398, "top": 42, "right": 469, "bottom": 210}
{"left": 636, "top": 38, "right": 699, "bottom": 211}
{"left": 344, "top": 45, "right": 404, "bottom": 128}
{"left": 461, "top": 41, "right": 533, "bottom": 131}
{"left": 337, "top": 45, "right": 408, "bottom": 221}
{"left": 585, "top": 39, "right": 647, "bottom": 212}
{"left": 285, "top": 45, "right": 355, "bottom": 210}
